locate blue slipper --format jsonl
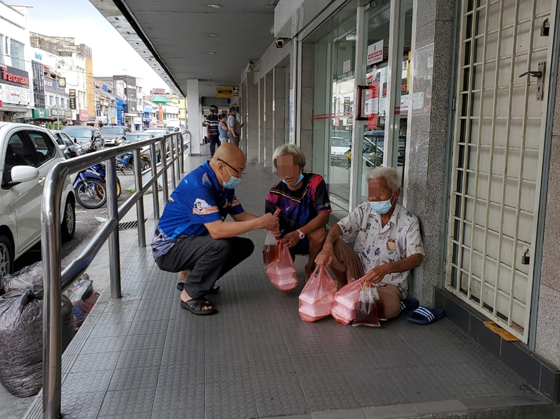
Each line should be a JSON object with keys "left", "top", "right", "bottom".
{"left": 400, "top": 297, "right": 420, "bottom": 312}
{"left": 406, "top": 306, "right": 445, "bottom": 325}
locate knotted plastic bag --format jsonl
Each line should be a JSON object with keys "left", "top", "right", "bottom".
{"left": 266, "top": 244, "right": 298, "bottom": 291}
{"left": 353, "top": 282, "right": 381, "bottom": 327}
{"left": 263, "top": 231, "right": 280, "bottom": 267}
{"left": 0, "top": 286, "right": 74, "bottom": 397}
{"left": 298, "top": 266, "right": 337, "bottom": 322}
{"left": 331, "top": 278, "right": 366, "bottom": 325}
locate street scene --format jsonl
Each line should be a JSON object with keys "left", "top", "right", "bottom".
{"left": 2, "top": 0, "right": 560, "bottom": 418}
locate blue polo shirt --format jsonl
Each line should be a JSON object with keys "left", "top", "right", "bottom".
{"left": 151, "top": 161, "right": 244, "bottom": 258}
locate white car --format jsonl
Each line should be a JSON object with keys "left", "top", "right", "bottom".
{"left": 0, "top": 123, "right": 76, "bottom": 279}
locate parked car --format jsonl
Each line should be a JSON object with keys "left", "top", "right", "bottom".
{"left": 51, "top": 130, "right": 83, "bottom": 158}
{"left": 123, "top": 132, "right": 161, "bottom": 162}
{"left": 0, "top": 123, "right": 76, "bottom": 279}
{"left": 62, "top": 126, "right": 103, "bottom": 151}
{"left": 363, "top": 130, "right": 406, "bottom": 166}
{"left": 330, "top": 137, "right": 351, "bottom": 165}
{"left": 100, "top": 126, "right": 126, "bottom": 147}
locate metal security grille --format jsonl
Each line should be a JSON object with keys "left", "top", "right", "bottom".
{"left": 118, "top": 219, "right": 147, "bottom": 231}
{"left": 446, "top": 0, "right": 556, "bottom": 341}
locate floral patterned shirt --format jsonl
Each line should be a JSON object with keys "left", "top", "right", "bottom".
{"left": 337, "top": 202, "right": 424, "bottom": 294}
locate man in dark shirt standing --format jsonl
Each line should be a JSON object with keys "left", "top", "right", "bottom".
{"left": 206, "top": 104, "right": 221, "bottom": 157}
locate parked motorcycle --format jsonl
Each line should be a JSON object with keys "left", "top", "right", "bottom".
{"left": 73, "top": 164, "right": 122, "bottom": 209}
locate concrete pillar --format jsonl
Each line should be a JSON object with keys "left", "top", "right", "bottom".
{"left": 245, "top": 78, "right": 259, "bottom": 163}
{"left": 258, "top": 78, "right": 263, "bottom": 164}
{"left": 273, "top": 67, "right": 286, "bottom": 159}
{"left": 404, "top": 0, "right": 456, "bottom": 305}
{"left": 264, "top": 72, "right": 273, "bottom": 168}
{"left": 299, "top": 43, "right": 315, "bottom": 171}
{"left": 187, "top": 79, "right": 202, "bottom": 156}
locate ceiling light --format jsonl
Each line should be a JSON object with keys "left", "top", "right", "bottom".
{"left": 207, "top": 51, "right": 216, "bottom": 55}
{"left": 209, "top": 72, "right": 213, "bottom": 75}
{"left": 208, "top": 4, "right": 222, "bottom": 8}
{"left": 206, "top": 33, "right": 218, "bottom": 37}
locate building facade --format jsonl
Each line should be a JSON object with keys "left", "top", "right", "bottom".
{"left": 0, "top": 2, "right": 35, "bottom": 122}
{"left": 30, "top": 33, "right": 93, "bottom": 125}
{"left": 222, "top": 0, "right": 560, "bottom": 399}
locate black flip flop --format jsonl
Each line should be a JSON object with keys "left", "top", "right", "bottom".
{"left": 176, "top": 282, "right": 221, "bottom": 294}
{"left": 180, "top": 299, "right": 217, "bottom": 316}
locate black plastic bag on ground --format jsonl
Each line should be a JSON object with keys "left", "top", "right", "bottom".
{"left": 0, "top": 285, "right": 74, "bottom": 397}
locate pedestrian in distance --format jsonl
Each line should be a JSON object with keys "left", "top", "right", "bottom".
{"left": 219, "top": 114, "right": 229, "bottom": 145}
{"left": 151, "top": 143, "right": 279, "bottom": 315}
{"left": 227, "top": 106, "right": 241, "bottom": 147}
{"left": 206, "top": 105, "right": 221, "bottom": 157}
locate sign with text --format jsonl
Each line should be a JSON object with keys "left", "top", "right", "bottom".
{"left": 216, "top": 87, "right": 234, "bottom": 98}
{"left": 79, "top": 109, "right": 89, "bottom": 122}
{"left": 0, "top": 65, "right": 29, "bottom": 87}
{"left": 69, "top": 89, "right": 76, "bottom": 110}
{"left": 343, "top": 59, "right": 351, "bottom": 73}
{"left": 367, "top": 40, "right": 385, "bottom": 66}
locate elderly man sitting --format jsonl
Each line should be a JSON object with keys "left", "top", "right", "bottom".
{"left": 315, "top": 167, "right": 424, "bottom": 319}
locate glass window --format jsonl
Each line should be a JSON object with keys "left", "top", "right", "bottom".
{"left": 27, "top": 131, "right": 57, "bottom": 166}
{"left": 9, "top": 39, "right": 25, "bottom": 70}
{"left": 3, "top": 133, "right": 35, "bottom": 183}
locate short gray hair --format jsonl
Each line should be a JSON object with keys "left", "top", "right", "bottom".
{"left": 272, "top": 144, "right": 306, "bottom": 168}
{"left": 366, "top": 167, "right": 400, "bottom": 191}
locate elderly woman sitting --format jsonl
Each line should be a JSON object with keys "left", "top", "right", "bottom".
{"left": 266, "top": 144, "right": 332, "bottom": 279}
{"left": 315, "top": 167, "right": 424, "bottom": 319}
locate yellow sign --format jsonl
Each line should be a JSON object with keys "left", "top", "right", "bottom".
{"left": 216, "top": 87, "right": 234, "bottom": 98}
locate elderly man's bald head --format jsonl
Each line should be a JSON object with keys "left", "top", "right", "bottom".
{"left": 212, "top": 143, "right": 246, "bottom": 169}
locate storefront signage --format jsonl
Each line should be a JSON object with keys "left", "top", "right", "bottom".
{"left": 367, "top": 40, "right": 385, "bottom": 66}
{"left": 0, "top": 65, "right": 29, "bottom": 87}
{"left": 35, "top": 52, "right": 42, "bottom": 61}
{"left": 0, "top": 82, "right": 31, "bottom": 106}
{"left": 32, "top": 108, "right": 50, "bottom": 119}
{"left": 343, "top": 60, "right": 351, "bottom": 73}
{"left": 158, "top": 103, "right": 163, "bottom": 121}
{"left": 69, "top": 89, "right": 76, "bottom": 110}
{"left": 216, "top": 87, "right": 234, "bottom": 98}
{"left": 79, "top": 109, "right": 89, "bottom": 122}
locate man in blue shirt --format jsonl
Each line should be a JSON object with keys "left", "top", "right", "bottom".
{"left": 152, "top": 144, "right": 278, "bottom": 315}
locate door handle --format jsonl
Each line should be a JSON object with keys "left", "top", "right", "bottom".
{"left": 519, "top": 61, "right": 546, "bottom": 101}
{"left": 38, "top": 177, "right": 46, "bottom": 185}
{"left": 519, "top": 70, "right": 543, "bottom": 78}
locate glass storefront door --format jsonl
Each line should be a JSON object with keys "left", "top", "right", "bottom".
{"left": 308, "top": 4, "right": 358, "bottom": 216}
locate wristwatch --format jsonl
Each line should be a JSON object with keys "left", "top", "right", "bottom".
{"left": 297, "top": 229, "right": 305, "bottom": 240}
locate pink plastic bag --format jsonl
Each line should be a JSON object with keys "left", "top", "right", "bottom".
{"left": 331, "top": 278, "right": 365, "bottom": 325}
{"left": 266, "top": 244, "right": 298, "bottom": 291}
{"left": 298, "top": 266, "right": 337, "bottom": 322}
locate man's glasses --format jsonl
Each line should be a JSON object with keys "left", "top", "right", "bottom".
{"left": 218, "top": 158, "right": 247, "bottom": 175}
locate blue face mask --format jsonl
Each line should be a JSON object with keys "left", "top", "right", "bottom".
{"left": 282, "top": 173, "right": 304, "bottom": 187}
{"left": 221, "top": 166, "right": 242, "bottom": 189}
{"left": 369, "top": 194, "right": 395, "bottom": 215}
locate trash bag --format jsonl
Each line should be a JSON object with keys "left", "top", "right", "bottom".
{"left": 1, "top": 262, "right": 43, "bottom": 293}
{"left": 298, "top": 266, "right": 337, "bottom": 322}
{"left": 73, "top": 291, "right": 99, "bottom": 329}
{"left": 353, "top": 283, "right": 381, "bottom": 327}
{"left": 0, "top": 286, "right": 74, "bottom": 397}
{"left": 263, "top": 231, "right": 280, "bottom": 267}
{"left": 64, "top": 277, "right": 93, "bottom": 304}
{"left": 331, "top": 278, "right": 366, "bottom": 325}
{"left": 266, "top": 244, "right": 298, "bottom": 291}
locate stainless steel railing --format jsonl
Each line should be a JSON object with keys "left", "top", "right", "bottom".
{"left": 41, "top": 131, "right": 187, "bottom": 419}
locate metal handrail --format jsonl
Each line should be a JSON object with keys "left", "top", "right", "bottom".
{"left": 41, "top": 130, "right": 186, "bottom": 419}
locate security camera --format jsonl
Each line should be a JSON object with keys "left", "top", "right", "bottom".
{"left": 275, "top": 38, "right": 290, "bottom": 48}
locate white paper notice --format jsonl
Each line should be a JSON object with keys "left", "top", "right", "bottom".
{"left": 412, "top": 92, "right": 425, "bottom": 110}
{"left": 367, "top": 40, "right": 384, "bottom": 66}
{"left": 343, "top": 59, "right": 351, "bottom": 73}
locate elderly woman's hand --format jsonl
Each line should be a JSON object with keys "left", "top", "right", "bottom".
{"left": 281, "top": 231, "right": 300, "bottom": 248}
{"left": 315, "top": 244, "right": 334, "bottom": 267}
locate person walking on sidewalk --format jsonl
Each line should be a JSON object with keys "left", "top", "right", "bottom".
{"left": 151, "top": 144, "right": 279, "bottom": 315}
{"left": 227, "top": 107, "right": 241, "bottom": 146}
{"left": 206, "top": 105, "right": 221, "bottom": 157}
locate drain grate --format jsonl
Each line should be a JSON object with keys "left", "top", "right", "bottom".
{"left": 118, "top": 219, "right": 147, "bottom": 231}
